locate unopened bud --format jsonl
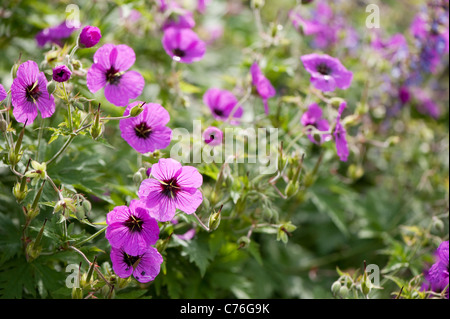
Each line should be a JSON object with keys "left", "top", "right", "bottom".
{"left": 75, "top": 205, "right": 85, "bottom": 220}
{"left": 0, "top": 119, "right": 7, "bottom": 133}
{"left": 72, "top": 287, "right": 83, "bottom": 299}
{"left": 432, "top": 217, "right": 444, "bottom": 233}
{"left": 237, "top": 236, "right": 250, "bottom": 249}
{"left": 82, "top": 200, "right": 92, "bottom": 214}
{"left": 251, "top": 0, "right": 265, "bottom": 9}
{"left": 339, "top": 286, "right": 349, "bottom": 298}
{"left": 133, "top": 171, "right": 144, "bottom": 186}
{"left": 347, "top": 164, "right": 364, "bottom": 180}
{"left": 11, "top": 63, "right": 19, "bottom": 79}
{"left": 285, "top": 181, "right": 299, "bottom": 198}
{"left": 26, "top": 240, "right": 42, "bottom": 261}
{"left": 208, "top": 206, "right": 222, "bottom": 231}
{"left": 330, "top": 97, "right": 346, "bottom": 108}
{"left": 72, "top": 60, "right": 82, "bottom": 70}
{"left": 331, "top": 281, "right": 342, "bottom": 295}
{"left": 130, "top": 102, "right": 146, "bottom": 117}
{"left": 361, "top": 278, "right": 372, "bottom": 296}
{"left": 13, "top": 182, "right": 28, "bottom": 203}
{"left": 46, "top": 81, "right": 56, "bottom": 95}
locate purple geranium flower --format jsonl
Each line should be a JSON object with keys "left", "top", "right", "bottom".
{"left": 289, "top": 1, "right": 342, "bottom": 49}
{"left": 422, "top": 241, "right": 449, "bottom": 298}
{"left": 138, "top": 158, "right": 203, "bottom": 222}
{"left": 301, "top": 53, "right": 353, "bottom": 92}
{"left": 334, "top": 102, "right": 349, "bottom": 162}
{"left": 86, "top": 44, "right": 144, "bottom": 106}
{"left": 35, "top": 21, "right": 79, "bottom": 48}
{"left": 203, "top": 88, "right": 243, "bottom": 123}
{"left": 301, "top": 103, "right": 331, "bottom": 144}
{"left": 11, "top": 60, "right": 55, "bottom": 126}
{"left": 119, "top": 101, "right": 172, "bottom": 154}
{"left": 111, "top": 245, "right": 163, "bottom": 283}
{"left": 79, "top": 25, "right": 102, "bottom": 48}
{"left": 250, "top": 62, "right": 276, "bottom": 115}
{"left": 413, "top": 89, "right": 441, "bottom": 119}
{"left": 0, "top": 84, "right": 6, "bottom": 102}
{"left": 161, "top": 2, "right": 196, "bottom": 30}
{"left": 52, "top": 65, "right": 72, "bottom": 83}
{"left": 203, "top": 126, "right": 223, "bottom": 146}
{"left": 162, "top": 27, "right": 206, "bottom": 64}
{"left": 106, "top": 200, "right": 160, "bottom": 256}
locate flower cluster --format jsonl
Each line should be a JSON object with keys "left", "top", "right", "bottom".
{"left": 106, "top": 200, "right": 163, "bottom": 283}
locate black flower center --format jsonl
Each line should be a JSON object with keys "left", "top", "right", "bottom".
{"left": 57, "top": 70, "right": 66, "bottom": 78}
{"left": 316, "top": 63, "right": 332, "bottom": 76}
{"left": 213, "top": 108, "right": 224, "bottom": 117}
{"left": 105, "top": 67, "right": 122, "bottom": 85}
{"left": 123, "top": 252, "right": 141, "bottom": 269}
{"left": 134, "top": 122, "right": 152, "bottom": 139}
{"left": 26, "top": 83, "right": 42, "bottom": 103}
{"left": 161, "top": 177, "right": 180, "bottom": 199}
{"left": 173, "top": 48, "right": 186, "bottom": 58}
{"left": 123, "top": 215, "right": 144, "bottom": 233}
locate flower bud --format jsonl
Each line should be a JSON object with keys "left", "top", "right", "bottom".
{"left": 251, "top": 0, "right": 265, "bottom": 9}
{"left": 72, "top": 287, "right": 83, "bottom": 299}
{"left": 52, "top": 65, "right": 72, "bottom": 83}
{"left": 46, "top": 80, "right": 57, "bottom": 95}
{"left": 208, "top": 206, "right": 222, "bottom": 231}
{"left": 331, "top": 281, "right": 342, "bottom": 295}
{"left": 0, "top": 119, "right": 8, "bottom": 133}
{"left": 361, "top": 278, "right": 372, "bottom": 296}
{"left": 330, "top": 97, "right": 346, "bottom": 108}
{"left": 13, "top": 181, "right": 28, "bottom": 203}
{"left": 71, "top": 59, "right": 82, "bottom": 70}
{"left": 432, "top": 217, "right": 444, "bottom": 233}
{"left": 75, "top": 205, "right": 85, "bottom": 220}
{"left": 82, "top": 200, "right": 92, "bottom": 214}
{"left": 285, "top": 181, "right": 300, "bottom": 198}
{"left": 79, "top": 26, "right": 102, "bottom": 48}
{"left": 11, "top": 62, "right": 19, "bottom": 79}
{"left": 237, "top": 236, "right": 250, "bottom": 249}
{"left": 26, "top": 240, "right": 42, "bottom": 261}
{"left": 90, "top": 111, "right": 103, "bottom": 140}
{"left": 130, "top": 102, "right": 146, "bottom": 117}
{"left": 347, "top": 164, "right": 364, "bottom": 180}
{"left": 133, "top": 171, "right": 144, "bottom": 186}
{"left": 339, "top": 285, "right": 349, "bottom": 298}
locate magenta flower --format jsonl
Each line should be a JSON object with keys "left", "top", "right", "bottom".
{"left": 289, "top": 2, "right": 342, "bottom": 49}
{"left": 250, "top": 62, "right": 276, "bottom": 115}
{"left": 86, "top": 44, "right": 144, "bottom": 106}
{"left": 138, "top": 158, "right": 203, "bottom": 222}
{"left": 203, "top": 88, "right": 243, "bottom": 123}
{"left": 413, "top": 89, "right": 441, "bottom": 119}
{"left": 111, "top": 246, "right": 163, "bottom": 283}
{"left": 79, "top": 25, "right": 102, "bottom": 48}
{"left": 161, "top": 2, "right": 196, "bottom": 30}
{"left": 203, "top": 126, "right": 223, "bottom": 146}
{"left": 11, "top": 61, "right": 55, "bottom": 126}
{"left": 301, "top": 54, "right": 353, "bottom": 92}
{"left": 52, "top": 65, "right": 72, "bottom": 83}
{"left": 334, "top": 102, "right": 349, "bottom": 162}
{"left": 301, "top": 103, "right": 331, "bottom": 145}
{"left": 35, "top": 21, "right": 79, "bottom": 48}
{"left": 119, "top": 101, "right": 172, "bottom": 154}
{"left": 106, "top": 200, "right": 160, "bottom": 256}
{"left": 162, "top": 27, "right": 206, "bottom": 64}
{"left": 422, "top": 241, "right": 449, "bottom": 298}
{"left": 0, "top": 84, "right": 6, "bottom": 102}
{"left": 197, "top": 0, "right": 211, "bottom": 14}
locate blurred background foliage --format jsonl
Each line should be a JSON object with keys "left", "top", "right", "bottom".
{"left": 0, "top": 0, "right": 448, "bottom": 299}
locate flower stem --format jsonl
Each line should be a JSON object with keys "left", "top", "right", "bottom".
{"left": 46, "top": 134, "right": 76, "bottom": 166}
